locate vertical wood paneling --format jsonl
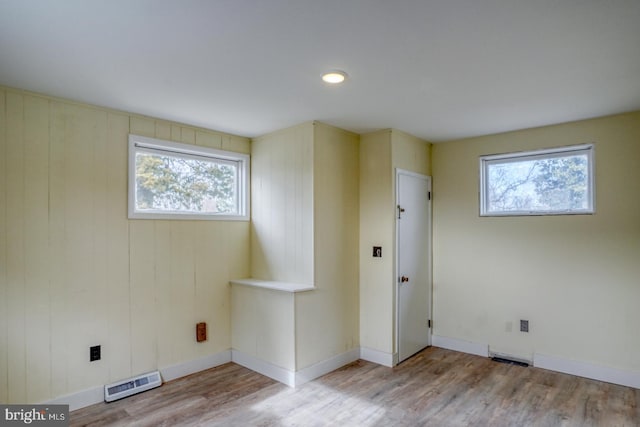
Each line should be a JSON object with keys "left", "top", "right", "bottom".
{"left": 250, "top": 123, "right": 313, "bottom": 284}
{"left": 195, "top": 131, "right": 222, "bottom": 149}
{"left": 63, "top": 105, "right": 108, "bottom": 392}
{"left": 269, "top": 137, "right": 286, "bottom": 276}
{"left": 222, "top": 135, "right": 251, "bottom": 154}
{"left": 0, "top": 89, "right": 8, "bottom": 403}
{"left": 63, "top": 106, "right": 93, "bottom": 385}
{"left": 250, "top": 136, "right": 268, "bottom": 278}
{"left": 180, "top": 127, "right": 195, "bottom": 145}
{"left": 195, "top": 223, "right": 225, "bottom": 356}
{"left": 296, "top": 123, "right": 360, "bottom": 369}
{"left": 225, "top": 222, "right": 251, "bottom": 280}
{"left": 155, "top": 121, "right": 171, "bottom": 141}
{"left": 49, "top": 101, "right": 68, "bottom": 398}
{"left": 63, "top": 104, "right": 90, "bottom": 392}
{"left": 170, "top": 125, "right": 181, "bottom": 142}
{"left": 130, "top": 117, "right": 155, "bottom": 137}
{"left": 282, "top": 133, "right": 295, "bottom": 278}
{"left": 129, "top": 221, "right": 157, "bottom": 374}
{"left": 89, "top": 108, "right": 109, "bottom": 389}
{"left": 106, "top": 113, "right": 131, "bottom": 382}
{"left": 359, "top": 131, "right": 394, "bottom": 354}
{"left": 154, "top": 221, "right": 172, "bottom": 368}
{"left": 255, "top": 289, "right": 295, "bottom": 370}
{"left": 6, "top": 92, "right": 26, "bottom": 402}
{"left": 1, "top": 87, "right": 251, "bottom": 403}
{"left": 23, "top": 96, "right": 51, "bottom": 402}
{"left": 170, "top": 221, "right": 196, "bottom": 363}
{"left": 230, "top": 285, "right": 295, "bottom": 370}
{"left": 221, "top": 222, "right": 250, "bottom": 354}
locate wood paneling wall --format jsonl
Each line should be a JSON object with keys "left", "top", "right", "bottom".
{"left": 236, "top": 122, "right": 360, "bottom": 373}
{"left": 0, "top": 87, "right": 250, "bottom": 403}
{"left": 295, "top": 123, "right": 360, "bottom": 369}
{"left": 250, "top": 123, "right": 314, "bottom": 284}
{"left": 358, "top": 129, "right": 432, "bottom": 359}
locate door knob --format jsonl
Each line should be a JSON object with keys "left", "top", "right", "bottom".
{"left": 401, "top": 276, "right": 409, "bottom": 283}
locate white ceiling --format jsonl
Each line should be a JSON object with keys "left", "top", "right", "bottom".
{"left": 1, "top": 0, "right": 639, "bottom": 142}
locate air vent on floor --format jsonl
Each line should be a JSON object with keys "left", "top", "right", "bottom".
{"left": 491, "top": 357, "right": 529, "bottom": 367}
{"left": 489, "top": 352, "right": 530, "bottom": 367}
{"left": 104, "top": 371, "right": 162, "bottom": 402}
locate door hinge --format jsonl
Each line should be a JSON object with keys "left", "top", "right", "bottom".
{"left": 428, "top": 319, "right": 432, "bottom": 328}
{"left": 397, "top": 204, "right": 405, "bottom": 219}
{"left": 428, "top": 191, "right": 431, "bottom": 201}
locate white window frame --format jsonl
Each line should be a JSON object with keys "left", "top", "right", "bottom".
{"left": 128, "top": 134, "right": 250, "bottom": 221}
{"left": 479, "top": 144, "right": 595, "bottom": 216}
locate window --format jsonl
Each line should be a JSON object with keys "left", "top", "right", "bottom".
{"left": 128, "top": 134, "right": 249, "bottom": 220}
{"left": 479, "top": 144, "right": 594, "bottom": 216}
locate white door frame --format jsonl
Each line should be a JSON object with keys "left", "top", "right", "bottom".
{"left": 395, "top": 168, "right": 432, "bottom": 364}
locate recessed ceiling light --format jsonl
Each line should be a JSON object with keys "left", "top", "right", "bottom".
{"left": 322, "top": 70, "right": 347, "bottom": 84}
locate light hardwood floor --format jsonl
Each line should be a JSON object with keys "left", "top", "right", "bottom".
{"left": 70, "top": 347, "right": 640, "bottom": 426}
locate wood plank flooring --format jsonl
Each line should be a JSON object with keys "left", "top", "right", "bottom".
{"left": 70, "top": 347, "right": 640, "bottom": 426}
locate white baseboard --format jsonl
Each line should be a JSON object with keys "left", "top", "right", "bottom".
{"left": 360, "top": 347, "right": 395, "bottom": 367}
{"left": 431, "top": 335, "right": 489, "bottom": 358}
{"left": 44, "top": 345, "right": 640, "bottom": 412}
{"left": 230, "top": 348, "right": 361, "bottom": 388}
{"left": 43, "top": 386, "right": 104, "bottom": 412}
{"left": 231, "top": 350, "right": 296, "bottom": 387}
{"left": 534, "top": 353, "right": 640, "bottom": 389}
{"left": 43, "top": 350, "right": 232, "bottom": 412}
{"left": 295, "top": 348, "right": 360, "bottom": 387}
{"left": 160, "top": 350, "right": 231, "bottom": 382}
{"left": 431, "top": 335, "right": 640, "bottom": 390}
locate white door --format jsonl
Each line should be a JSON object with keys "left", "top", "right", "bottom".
{"left": 396, "top": 170, "right": 431, "bottom": 363}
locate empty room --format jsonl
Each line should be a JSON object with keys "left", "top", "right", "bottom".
{"left": 1, "top": 1, "right": 639, "bottom": 426}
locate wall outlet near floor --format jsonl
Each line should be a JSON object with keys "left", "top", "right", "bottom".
{"left": 520, "top": 319, "right": 529, "bottom": 333}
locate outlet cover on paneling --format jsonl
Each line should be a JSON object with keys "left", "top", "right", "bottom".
{"left": 196, "top": 322, "right": 207, "bottom": 342}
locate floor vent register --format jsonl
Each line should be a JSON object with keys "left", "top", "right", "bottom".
{"left": 104, "top": 371, "right": 162, "bottom": 402}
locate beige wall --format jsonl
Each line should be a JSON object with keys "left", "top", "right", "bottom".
{"left": 0, "top": 87, "right": 250, "bottom": 404}
{"left": 238, "top": 122, "right": 360, "bottom": 371}
{"left": 296, "top": 122, "right": 360, "bottom": 369}
{"left": 359, "top": 129, "right": 432, "bottom": 357}
{"left": 250, "top": 123, "right": 314, "bottom": 284}
{"left": 10, "top": 81, "right": 637, "bottom": 405}
{"left": 233, "top": 122, "right": 315, "bottom": 371}
{"left": 231, "top": 285, "right": 295, "bottom": 370}
{"left": 432, "top": 112, "right": 640, "bottom": 370}
{"left": 391, "top": 129, "right": 432, "bottom": 176}
{"left": 359, "top": 131, "right": 394, "bottom": 354}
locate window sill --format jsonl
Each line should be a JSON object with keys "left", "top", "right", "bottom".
{"left": 229, "top": 278, "right": 315, "bottom": 293}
